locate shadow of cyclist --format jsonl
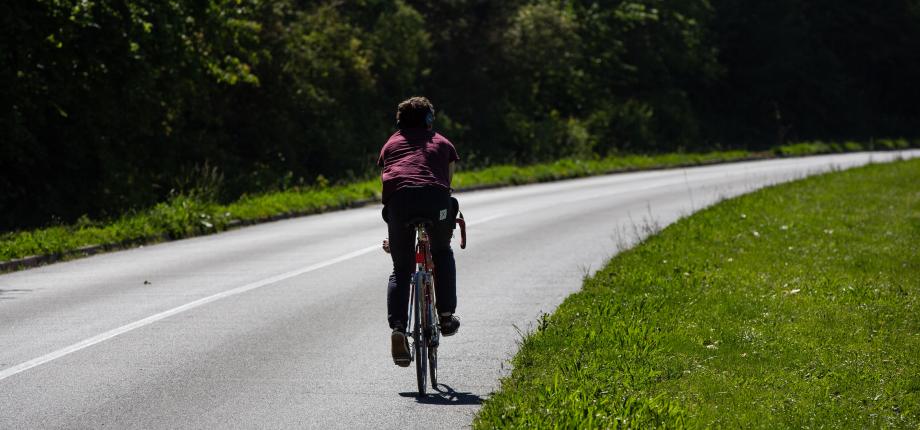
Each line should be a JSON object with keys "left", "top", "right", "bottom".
{"left": 398, "top": 384, "right": 483, "bottom": 405}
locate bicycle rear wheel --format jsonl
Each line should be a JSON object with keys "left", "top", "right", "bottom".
{"left": 413, "top": 274, "right": 428, "bottom": 396}
{"left": 428, "top": 345, "right": 438, "bottom": 389}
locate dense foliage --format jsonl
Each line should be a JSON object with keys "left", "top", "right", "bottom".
{"left": 3, "top": 0, "right": 919, "bottom": 230}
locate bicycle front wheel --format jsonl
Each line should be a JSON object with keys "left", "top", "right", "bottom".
{"left": 415, "top": 334, "right": 427, "bottom": 395}
{"left": 413, "top": 274, "right": 428, "bottom": 396}
{"left": 426, "top": 274, "right": 439, "bottom": 389}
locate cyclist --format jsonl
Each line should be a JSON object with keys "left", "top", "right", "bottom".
{"left": 378, "top": 96, "right": 461, "bottom": 367}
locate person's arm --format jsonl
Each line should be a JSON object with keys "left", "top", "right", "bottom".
{"left": 448, "top": 161, "right": 455, "bottom": 185}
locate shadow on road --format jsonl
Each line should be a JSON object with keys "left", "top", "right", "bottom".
{"left": 399, "top": 383, "right": 484, "bottom": 405}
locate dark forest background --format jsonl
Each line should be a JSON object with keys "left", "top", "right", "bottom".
{"left": 2, "top": 0, "right": 919, "bottom": 231}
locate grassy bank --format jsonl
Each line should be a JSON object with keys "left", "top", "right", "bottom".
{"left": 474, "top": 158, "right": 920, "bottom": 428}
{"left": 1, "top": 139, "right": 915, "bottom": 267}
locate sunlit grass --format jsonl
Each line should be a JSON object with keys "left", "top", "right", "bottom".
{"left": 474, "top": 158, "right": 920, "bottom": 428}
{"left": 1, "top": 150, "right": 760, "bottom": 263}
{"left": 775, "top": 138, "right": 911, "bottom": 156}
{"left": 1, "top": 140, "right": 915, "bottom": 265}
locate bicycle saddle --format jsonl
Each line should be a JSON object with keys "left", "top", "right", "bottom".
{"left": 405, "top": 217, "right": 435, "bottom": 228}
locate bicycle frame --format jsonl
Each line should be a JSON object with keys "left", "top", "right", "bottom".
{"left": 408, "top": 223, "right": 439, "bottom": 341}
{"left": 407, "top": 222, "right": 440, "bottom": 395}
{"left": 388, "top": 213, "right": 465, "bottom": 395}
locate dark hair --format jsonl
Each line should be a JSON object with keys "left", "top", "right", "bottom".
{"left": 396, "top": 96, "right": 435, "bottom": 129}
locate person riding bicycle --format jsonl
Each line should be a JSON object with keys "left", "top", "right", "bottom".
{"left": 378, "top": 96, "right": 461, "bottom": 367}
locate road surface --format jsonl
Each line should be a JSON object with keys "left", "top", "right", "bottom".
{"left": 1, "top": 151, "right": 916, "bottom": 429}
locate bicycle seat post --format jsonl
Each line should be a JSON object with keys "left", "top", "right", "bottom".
{"left": 406, "top": 218, "right": 434, "bottom": 242}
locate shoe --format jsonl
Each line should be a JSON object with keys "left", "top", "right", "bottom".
{"left": 439, "top": 313, "right": 460, "bottom": 337}
{"left": 391, "top": 327, "right": 411, "bottom": 367}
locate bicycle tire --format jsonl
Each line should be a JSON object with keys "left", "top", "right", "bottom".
{"left": 429, "top": 345, "right": 438, "bottom": 388}
{"left": 413, "top": 273, "right": 428, "bottom": 396}
{"left": 425, "top": 274, "right": 439, "bottom": 389}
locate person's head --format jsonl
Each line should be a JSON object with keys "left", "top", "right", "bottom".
{"left": 396, "top": 96, "right": 435, "bottom": 130}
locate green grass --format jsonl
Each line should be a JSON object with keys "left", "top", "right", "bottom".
{"left": 451, "top": 151, "right": 754, "bottom": 189}
{"left": 774, "top": 138, "right": 913, "bottom": 157}
{"left": 474, "top": 158, "right": 920, "bottom": 428}
{"left": 1, "top": 139, "right": 916, "bottom": 265}
{"left": 1, "top": 149, "right": 757, "bottom": 263}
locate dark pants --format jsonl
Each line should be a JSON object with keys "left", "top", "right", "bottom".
{"left": 385, "top": 186, "right": 457, "bottom": 329}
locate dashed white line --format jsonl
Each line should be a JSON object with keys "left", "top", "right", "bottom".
{"left": 0, "top": 244, "right": 379, "bottom": 382}
{"left": 2, "top": 151, "right": 916, "bottom": 382}
{"left": 0, "top": 211, "right": 509, "bottom": 382}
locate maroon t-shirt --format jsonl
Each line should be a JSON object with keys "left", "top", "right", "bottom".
{"left": 377, "top": 129, "right": 459, "bottom": 203}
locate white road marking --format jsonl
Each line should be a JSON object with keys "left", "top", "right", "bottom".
{"left": 0, "top": 211, "right": 510, "bottom": 382}
{"left": 3, "top": 151, "right": 915, "bottom": 382}
{"left": 0, "top": 244, "right": 380, "bottom": 382}
{"left": 468, "top": 212, "right": 507, "bottom": 225}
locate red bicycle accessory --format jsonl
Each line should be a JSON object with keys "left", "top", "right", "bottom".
{"left": 416, "top": 244, "right": 425, "bottom": 264}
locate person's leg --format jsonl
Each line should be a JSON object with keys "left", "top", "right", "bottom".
{"left": 420, "top": 189, "right": 460, "bottom": 335}
{"left": 430, "top": 230, "right": 456, "bottom": 316}
{"left": 386, "top": 194, "right": 415, "bottom": 330}
{"left": 385, "top": 190, "right": 418, "bottom": 367}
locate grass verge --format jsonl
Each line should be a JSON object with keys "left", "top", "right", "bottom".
{"left": 474, "top": 157, "right": 920, "bottom": 428}
{"left": 1, "top": 138, "right": 916, "bottom": 267}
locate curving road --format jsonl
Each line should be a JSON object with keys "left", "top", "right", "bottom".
{"left": 1, "top": 151, "right": 917, "bottom": 429}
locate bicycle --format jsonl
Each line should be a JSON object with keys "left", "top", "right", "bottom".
{"left": 404, "top": 213, "right": 466, "bottom": 396}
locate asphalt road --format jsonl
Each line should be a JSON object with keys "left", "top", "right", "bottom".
{"left": 1, "top": 151, "right": 917, "bottom": 429}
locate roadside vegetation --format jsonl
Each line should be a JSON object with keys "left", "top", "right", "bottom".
{"left": 2, "top": 140, "right": 914, "bottom": 266}
{"left": 6, "top": 0, "right": 920, "bottom": 233}
{"left": 474, "top": 157, "right": 920, "bottom": 428}
{"left": 0, "top": 149, "right": 746, "bottom": 264}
